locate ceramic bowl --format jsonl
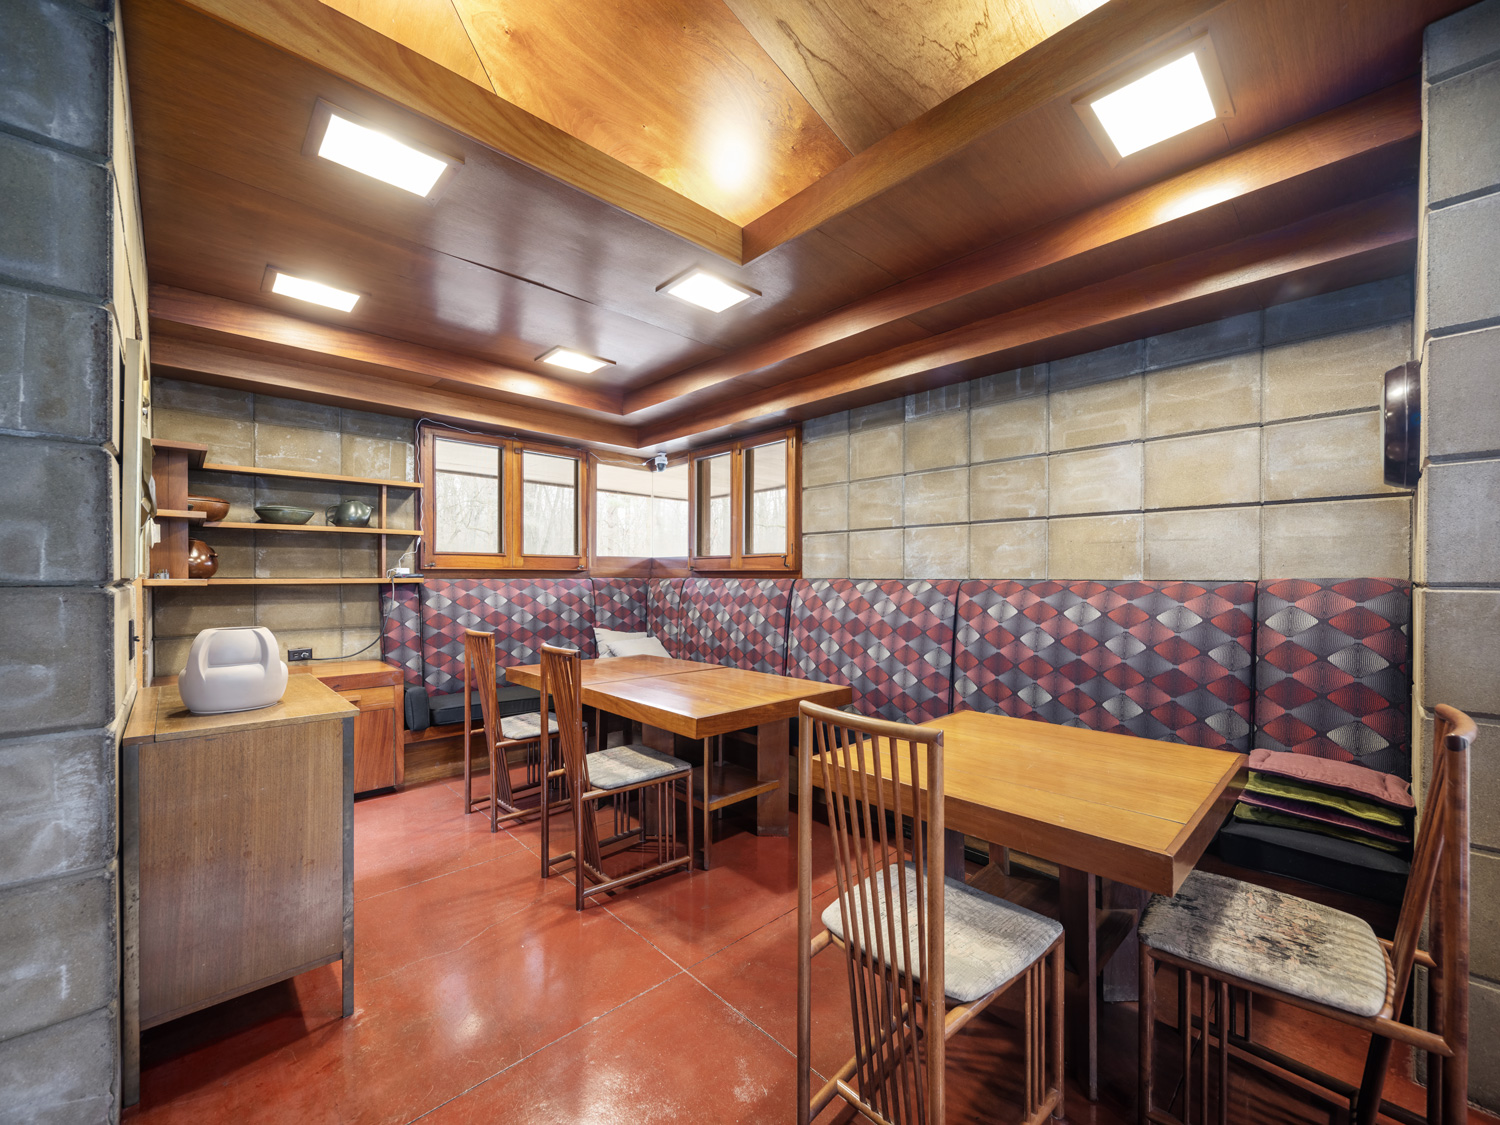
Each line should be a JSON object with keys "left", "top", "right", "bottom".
{"left": 254, "top": 505, "right": 315, "bottom": 525}
{"left": 187, "top": 495, "right": 230, "bottom": 522}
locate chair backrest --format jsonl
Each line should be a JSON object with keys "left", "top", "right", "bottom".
{"left": 797, "top": 700, "right": 946, "bottom": 1125}
{"left": 463, "top": 628, "right": 499, "bottom": 746}
{"left": 538, "top": 642, "right": 588, "bottom": 789}
{"left": 1388, "top": 704, "right": 1475, "bottom": 1011}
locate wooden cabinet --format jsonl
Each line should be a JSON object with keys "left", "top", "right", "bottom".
{"left": 293, "top": 660, "right": 405, "bottom": 794}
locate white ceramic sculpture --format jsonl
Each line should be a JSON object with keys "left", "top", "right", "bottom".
{"left": 178, "top": 626, "right": 289, "bottom": 715}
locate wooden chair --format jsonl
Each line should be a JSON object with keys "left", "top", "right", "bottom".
{"left": 796, "top": 701, "right": 1066, "bottom": 1125}
{"left": 1138, "top": 704, "right": 1476, "bottom": 1125}
{"left": 538, "top": 643, "right": 694, "bottom": 910}
{"left": 462, "top": 628, "right": 558, "bottom": 833}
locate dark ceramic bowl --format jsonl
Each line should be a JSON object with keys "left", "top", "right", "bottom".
{"left": 254, "top": 504, "right": 315, "bottom": 525}
{"left": 187, "top": 495, "right": 230, "bottom": 522}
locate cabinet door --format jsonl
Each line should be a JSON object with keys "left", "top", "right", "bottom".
{"left": 352, "top": 706, "right": 397, "bottom": 793}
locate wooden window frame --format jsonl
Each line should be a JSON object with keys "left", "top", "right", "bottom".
{"left": 688, "top": 426, "right": 800, "bottom": 574}
{"left": 420, "top": 426, "right": 588, "bottom": 572}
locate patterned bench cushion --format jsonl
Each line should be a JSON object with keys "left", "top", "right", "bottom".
{"left": 953, "top": 580, "right": 1256, "bottom": 752}
{"left": 419, "top": 578, "right": 596, "bottom": 696}
{"left": 648, "top": 578, "right": 685, "bottom": 657}
{"left": 591, "top": 578, "right": 649, "bottom": 632}
{"left": 380, "top": 584, "right": 424, "bottom": 687}
{"left": 787, "top": 580, "right": 961, "bottom": 723}
{"left": 1255, "top": 578, "right": 1412, "bottom": 778}
{"left": 678, "top": 577, "right": 793, "bottom": 674}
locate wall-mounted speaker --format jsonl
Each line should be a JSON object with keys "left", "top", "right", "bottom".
{"left": 1383, "top": 360, "right": 1421, "bottom": 487}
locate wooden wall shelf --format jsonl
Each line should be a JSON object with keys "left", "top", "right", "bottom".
{"left": 199, "top": 462, "right": 423, "bottom": 490}
{"left": 153, "top": 509, "right": 207, "bottom": 522}
{"left": 203, "top": 521, "right": 419, "bottom": 536}
{"left": 144, "top": 577, "right": 425, "bottom": 587}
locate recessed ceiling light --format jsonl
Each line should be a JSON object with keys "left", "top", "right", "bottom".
{"left": 269, "top": 271, "right": 360, "bottom": 312}
{"left": 317, "top": 112, "right": 449, "bottom": 196}
{"left": 1088, "top": 51, "right": 1218, "bottom": 158}
{"left": 658, "top": 267, "right": 760, "bottom": 313}
{"left": 538, "top": 346, "right": 614, "bottom": 374}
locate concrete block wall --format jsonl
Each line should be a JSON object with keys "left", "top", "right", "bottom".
{"left": 1419, "top": 0, "right": 1500, "bottom": 1109}
{"left": 802, "top": 278, "right": 1415, "bottom": 583}
{"left": 0, "top": 0, "right": 145, "bottom": 1119}
{"left": 150, "top": 378, "right": 417, "bottom": 675}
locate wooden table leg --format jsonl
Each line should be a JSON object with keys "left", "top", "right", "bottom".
{"left": 755, "top": 719, "right": 789, "bottom": 836}
{"left": 945, "top": 828, "right": 966, "bottom": 880}
{"left": 1059, "top": 865, "right": 1100, "bottom": 1101}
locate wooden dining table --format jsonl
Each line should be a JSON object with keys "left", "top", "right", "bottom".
{"left": 504, "top": 655, "right": 852, "bottom": 866}
{"left": 806, "top": 707, "right": 1247, "bottom": 1100}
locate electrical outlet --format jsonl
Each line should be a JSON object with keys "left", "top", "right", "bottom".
{"left": 288, "top": 647, "right": 313, "bottom": 662}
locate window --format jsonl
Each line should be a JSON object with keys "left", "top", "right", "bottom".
{"left": 690, "top": 427, "right": 799, "bottom": 571}
{"left": 594, "top": 460, "right": 689, "bottom": 558}
{"left": 420, "top": 426, "right": 585, "bottom": 570}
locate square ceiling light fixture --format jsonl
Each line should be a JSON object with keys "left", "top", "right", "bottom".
{"left": 264, "top": 267, "right": 361, "bottom": 312}
{"left": 538, "top": 346, "right": 615, "bottom": 374}
{"left": 658, "top": 267, "right": 760, "bottom": 312}
{"left": 1074, "top": 37, "right": 1232, "bottom": 162}
{"left": 304, "top": 99, "right": 462, "bottom": 199}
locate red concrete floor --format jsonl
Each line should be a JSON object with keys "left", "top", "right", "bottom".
{"left": 124, "top": 778, "right": 1498, "bottom": 1124}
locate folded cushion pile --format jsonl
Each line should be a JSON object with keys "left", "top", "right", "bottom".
{"left": 1232, "top": 748, "right": 1414, "bottom": 855}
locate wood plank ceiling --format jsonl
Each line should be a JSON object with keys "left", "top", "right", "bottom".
{"left": 128, "top": 0, "right": 1465, "bottom": 454}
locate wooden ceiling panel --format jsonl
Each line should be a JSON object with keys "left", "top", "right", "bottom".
{"left": 315, "top": 0, "right": 491, "bottom": 88}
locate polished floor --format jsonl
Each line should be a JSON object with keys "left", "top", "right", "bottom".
{"left": 125, "top": 776, "right": 1495, "bottom": 1124}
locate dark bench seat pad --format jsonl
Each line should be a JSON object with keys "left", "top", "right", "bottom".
{"left": 1214, "top": 819, "right": 1411, "bottom": 907}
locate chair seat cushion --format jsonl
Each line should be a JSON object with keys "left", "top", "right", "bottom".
{"left": 498, "top": 712, "right": 559, "bottom": 741}
{"left": 588, "top": 743, "right": 690, "bottom": 790}
{"left": 1139, "top": 870, "right": 1389, "bottom": 1017}
{"left": 821, "top": 863, "right": 1063, "bottom": 1004}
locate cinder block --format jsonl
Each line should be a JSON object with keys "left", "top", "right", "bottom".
{"left": 0, "top": 870, "right": 115, "bottom": 1041}
{"left": 802, "top": 533, "right": 848, "bottom": 580}
{"left": 255, "top": 586, "right": 345, "bottom": 632}
{"left": 0, "top": 1008, "right": 117, "bottom": 1125}
{"left": 1428, "top": 59, "right": 1500, "bottom": 206}
{"left": 1049, "top": 339, "right": 1145, "bottom": 391}
{"left": 1472, "top": 977, "right": 1500, "bottom": 1111}
{"left": 1425, "top": 460, "right": 1500, "bottom": 584}
{"left": 253, "top": 393, "right": 341, "bottom": 430}
{"left": 1144, "top": 507, "right": 1261, "bottom": 580}
{"left": 801, "top": 483, "right": 849, "bottom": 533}
{"left": 255, "top": 478, "right": 342, "bottom": 516}
{"left": 340, "top": 627, "right": 380, "bottom": 659}
{"left": 253, "top": 421, "right": 342, "bottom": 473}
{"left": 1261, "top": 496, "right": 1410, "bottom": 580}
{"left": 1263, "top": 323, "right": 1411, "bottom": 422}
{"left": 849, "top": 399, "right": 904, "bottom": 431}
{"left": 970, "top": 395, "right": 1047, "bottom": 462}
{"left": 1262, "top": 276, "right": 1413, "bottom": 346}
{"left": 1048, "top": 445, "right": 1142, "bottom": 515}
{"left": 904, "top": 411, "right": 969, "bottom": 472}
{"left": 154, "top": 407, "right": 254, "bottom": 467}
{"left": 1423, "top": 588, "right": 1500, "bottom": 714}
{"left": 1426, "top": 0, "right": 1500, "bottom": 83}
{"left": 903, "top": 467, "right": 968, "bottom": 526}
{"left": 1049, "top": 375, "right": 1141, "bottom": 449}
{"left": 339, "top": 406, "right": 415, "bottom": 443}
{"left": 1466, "top": 717, "right": 1500, "bottom": 850}
{"left": 1262, "top": 412, "right": 1390, "bottom": 502}
{"left": 1143, "top": 352, "right": 1261, "bottom": 437}
{"left": 340, "top": 588, "right": 383, "bottom": 629}
{"left": 1473, "top": 851, "right": 1500, "bottom": 981}
{"left": 971, "top": 364, "right": 1046, "bottom": 405}
{"left": 1145, "top": 428, "right": 1260, "bottom": 509}
{"left": 0, "top": 436, "right": 112, "bottom": 584}
{"left": 801, "top": 433, "right": 849, "bottom": 487}
{"left": 151, "top": 634, "right": 192, "bottom": 678}
{"left": 970, "top": 457, "right": 1046, "bottom": 522}
{"left": 1425, "top": 325, "right": 1500, "bottom": 458}
{"left": 0, "top": 0, "right": 109, "bottom": 153}
{"left": 801, "top": 410, "right": 849, "bottom": 441}
{"left": 904, "top": 524, "right": 969, "bottom": 579}
{"left": 0, "top": 729, "right": 113, "bottom": 887}
{"left": 151, "top": 585, "right": 254, "bottom": 637}
{"left": 0, "top": 289, "right": 110, "bottom": 443}
{"left": 340, "top": 538, "right": 380, "bottom": 578}
{"left": 846, "top": 475, "right": 904, "bottom": 529}
{"left": 1143, "top": 311, "right": 1261, "bottom": 371}
{"left": 0, "top": 587, "right": 114, "bottom": 735}
{"left": 153, "top": 377, "right": 253, "bottom": 417}
{"left": 1048, "top": 514, "right": 1143, "bottom": 579}
{"left": 0, "top": 132, "right": 109, "bottom": 297}
{"left": 254, "top": 540, "right": 342, "bottom": 579}
{"left": 905, "top": 384, "right": 968, "bottom": 418}
{"left": 1427, "top": 192, "right": 1500, "bottom": 334}
{"left": 341, "top": 434, "right": 409, "bottom": 482}
{"left": 849, "top": 423, "right": 903, "bottom": 480}
{"left": 848, "top": 530, "right": 904, "bottom": 579}
{"left": 970, "top": 520, "right": 1046, "bottom": 579}
{"left": 263, "top": 627, "right": 345, "bottom": 663}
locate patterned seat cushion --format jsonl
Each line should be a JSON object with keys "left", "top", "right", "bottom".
{"left": 498, "top": 712, "right": 559, "bottom": 741}
{"left": 648, "top": 578, "right": 685, "bottom": 657}
{"left": 380, "top": 585, "right": 424, "bottom": 687}
{"left": 1255, "top": 578, "right": 1412, "bottom": 778}
{"left": 1139, "top": 870, "right": 1389, "bottom": 1017}
{"left": 953, "top": 580, "right": 1255, "bottom": 751}
{"left": 822, "top": 863, "right": 1063, "bottom": 1004}
{"left": 788, "top": 580, "right": 960, "bottom": 723}
{"left": 419, "top": 579, "right": 596, "bottom": 695}
{"left": 678, "top": 577, "right": 793, "bottom": 674}
{"left": 587, "top": 743, "right": 691, "bottom": 790}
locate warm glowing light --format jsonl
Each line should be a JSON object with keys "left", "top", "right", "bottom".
{"left": 538, "top": 346, "right": 613, "bottom": 374}
{"left": 317, "top": 112, "right": 449, "bottom": 196}
{"left": 1090, "top": 52, "right": 1217, "bottom": 158}
{"left": 1157, "top": 183, "right": 1239, "bottom": 223}
{"left": 706, "top": 127, "right": 758, "bottom": 192}
{"left": 269, "top": 271, "right": 360, "bottom": 312}
{"left": 659, "top": 268, "right": 759, "bottom": 312}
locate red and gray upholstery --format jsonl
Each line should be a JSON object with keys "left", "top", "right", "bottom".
{"left": 677, "top": 577, "right": 793, "bottom": 674}
{"left": 380, "top": 584, "right": 424, "bottom": 688}
{"left": 953, "top": 580, "right": 1256, "bottom": 752}
{"left": 1254, "top": 579, "right": 1412, "bottom": 778}
{"left": 648, "top": 578, "right": 684, "bottom": 655}
{"left": 590, "top": 578, "right": 649, "bottom": 633}
{"left": 787, "top": 580, "right": 961, "bottom": 723}
{"left": 419, "top": 578, "right": 596, "bottom": 695}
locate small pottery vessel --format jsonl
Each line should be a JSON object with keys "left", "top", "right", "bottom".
{"left": 186, "top": 494, "right": 230, "bottom": 522}
{"left": 254, "top": 504, "right": 315, "bottom": 525}
{"left": 326, "top": 499, "right": 374, "bottom": 527}
{"left": 187, "top": 539, "right": 219, "bottom": 579}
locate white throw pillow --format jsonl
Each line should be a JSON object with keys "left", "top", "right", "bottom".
{"left": 594, "top": 628, "right": 670, "bottom": 659}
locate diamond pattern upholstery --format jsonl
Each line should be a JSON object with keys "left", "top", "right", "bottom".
{"left": 1255, "top": 578, "right": 1412, "bottom": 778}
{"left": 648, "top": 578, "right": 685, "bottom": 657}
{"left": 678, "top": 577, "right": 793, "bottom": 674}
{"left": 590, "top": 578, "right": 649, "bottom": 633}
{"left": 787, "top": 580, "right": 961, "bottom": 723}
{"left": 420, "top": 578, "right": 596, "bottom": 696}
{"left": 380, "top": 585, "right": 424, "bottom": 687}
{"left": 953, "top": 580, "right": 1256, "bottom": 751}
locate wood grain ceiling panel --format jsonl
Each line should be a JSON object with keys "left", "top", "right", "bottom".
{"left": 315, "top": 0, "right": 491, "bottom": 88}
{"left": 721, "top": 0, "right": 1104, "bottom": 153}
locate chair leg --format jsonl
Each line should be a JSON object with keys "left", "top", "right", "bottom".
{"left": 488, "top": 745, "right": 498, "bottom": 833}
{"left": 573, "top": 787, "right": 586, "bottom": 912}
{"left": 1353, "top": 1034, "right": 1394, "bottom": 1125}
{"left": 1052, "top": 943, "right": 1066, "bottom": 1121}
{"left": 540, "top": 735, "right": 552, "bottom": 879}
{"left": 702, "top": 794, "right": 712, "bottom": 871}
{"left": 1139, "top": 943, "right": 1155, "bottom": 1125}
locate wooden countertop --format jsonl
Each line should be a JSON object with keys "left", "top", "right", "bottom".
{"left": 125, "top": 674, "right": 357, "bottom": 745}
